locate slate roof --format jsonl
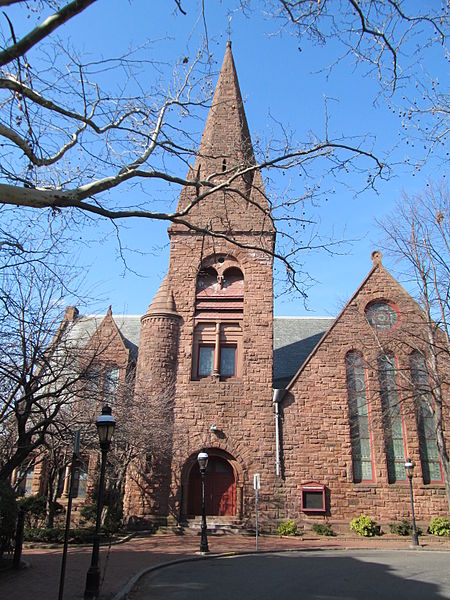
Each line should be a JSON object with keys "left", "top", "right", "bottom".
{"left": 67, "top": 314, "right": 335, "bottom": 387}
{"left": 273, "top": 317, "right": 335, "bottom": 389}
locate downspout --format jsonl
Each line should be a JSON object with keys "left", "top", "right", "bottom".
{"left": 273, "top": 389, "right": 285, "bottom": 477}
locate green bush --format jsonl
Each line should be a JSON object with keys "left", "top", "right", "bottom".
{"left": 70, "top": 527, "right": 96, "bottom": 544}
{"left": 79, "top": 503, "right": 97, "bottom": 525}
{"left": 18, "top": 495, "right": 47, "bottom": 528}
{"left": 428, "top": 517, "right": 450, "bottom": 537}
{"left": 312, "top": 523, "right": 335, "bottom": 537}
{"left": 350, "top": 515, "right": 380, "bottom": 537}
{"left": 389, "top": 519, "right": 422, "bottom": 537}
{"left": 277, "top": 519, "right": 298, "bottom": 536}
{"left": 23, "top": 527, "right": 65, "bottom": 543}
{"left": 0, "top": 480, "right": 18, "bottom": 557}
{"left": 104, "top": 497, "right": 123, "bottom": 534}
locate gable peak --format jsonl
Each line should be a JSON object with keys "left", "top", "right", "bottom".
{"left": 371, "top": 250, "right": 383, "bottom": 267}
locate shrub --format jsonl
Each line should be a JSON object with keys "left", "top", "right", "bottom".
{"left": 389, "top": 519, "right": 422, "bottom": 537}
{"left": 70, "top": 527, "right": 96, "bottom": 544}
{"left": 312, "top": 523, "right": 335, "bottom": 537}
{"left": 0, "top": 481, "right": 18, "bottom": 557}
{"left": 79, "top": 503, "right": 97, "bottom": 525}
{"left": 428, "top": 517, "right": 450, "bottom": 537}
{"left": 18, "top": 495, "right": 47, "bottom": 528}
{"left": 277, "top": 519, "right": 297, "bottom": 536}
{"left": 23, "top": 527, "right": 65, "bottom": 543}
{"left": 104, "top": 498, "right": 123, "bottom": 534}
{"left": 350, "top": 515, "right": 380, "bottom": 537}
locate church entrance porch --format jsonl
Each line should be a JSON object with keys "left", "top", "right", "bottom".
{"left": 187, "top": 456, "right": 236, "bottom": 516}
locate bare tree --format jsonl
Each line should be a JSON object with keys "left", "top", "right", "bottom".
{"left": 0, "top": 1, "right": 388, "bottom": 295}
{"left": 0, "top": 1, "right": 447, "bottom": 295}
{"left": 0, "top": 260, "right": 109, "bottom": 482}
{"left": 376, "top": 182, "right": 449, "bottom": 509}
{"left": 268, "top": 1, "right": 448, "bottom": 159}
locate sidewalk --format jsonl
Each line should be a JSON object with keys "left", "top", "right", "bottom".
{"left": 1, "top": 532, "right": 449, "bottom": 600}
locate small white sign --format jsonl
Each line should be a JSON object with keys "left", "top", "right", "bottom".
{"left": 253, "top": 473, "right": 261, "bottom": 490}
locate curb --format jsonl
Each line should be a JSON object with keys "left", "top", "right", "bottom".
{"left": 111, "top": 544, "right": 449, "bottom": 600}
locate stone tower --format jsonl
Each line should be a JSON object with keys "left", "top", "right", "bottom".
{"left": 125, "top": 42, "right": 278, "bottom": 528}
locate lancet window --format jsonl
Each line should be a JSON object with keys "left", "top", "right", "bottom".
{"left": 378, "top": 353, "right": 407, "bottom": 483}
{"left": 410, "top": 351, "right": 442, "bottom": 483}
{"left": 346, "top": 352, "right": 374, "bottom": 482}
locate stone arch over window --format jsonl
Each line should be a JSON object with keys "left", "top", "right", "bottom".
{"left": 378, "top": 353, "right": 407, "bottom": 483}
{"left": 365, "top": 300, "right": 399, "bottom": 332}
{"left": 345, "top": 351, "right": 374, "bottom": 483}
{"left": 192, "top": 255, "right": 243, "bottom": 380}
{"left": 410, "top": 351, "right": 442, "bottom": 483}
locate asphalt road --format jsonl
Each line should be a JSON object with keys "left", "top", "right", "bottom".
{"left": 128, "top": 549, "right": 450, "bottom": 600}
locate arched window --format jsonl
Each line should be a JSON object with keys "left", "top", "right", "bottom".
{"left": 192, "top": 257, "right": 243, "bottom": 380}
{"left": 346, "top": 352, "right": 373, "bottom": 482}
{"left": 378, "top": 353, "right": 406, "bottom": 482}
{"left": 104, "top": 366, "right": 119, "bottom": 404}
{"left": 410, "top": 352, "right": 442, "bottom": 483}
{"left": 16, "top": 467, "right": 34, "bottom": 496}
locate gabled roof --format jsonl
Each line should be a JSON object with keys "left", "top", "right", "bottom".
{"left": 283, "top": 250, "right": 420, "bottom": 391}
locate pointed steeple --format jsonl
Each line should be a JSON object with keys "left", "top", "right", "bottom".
{"left": 197, "top": 40, "right": 255, "bottom": 169}
{"left": 173, "top": 43, "right": 273, "bottom": 235}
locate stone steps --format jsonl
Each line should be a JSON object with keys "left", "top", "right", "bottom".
{"left": 182, "top": 515, "right": 244, "bottom": 535}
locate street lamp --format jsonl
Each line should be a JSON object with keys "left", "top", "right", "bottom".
{"left": 404, "top": 458, "right": 419, "bottom": 547}
{"left": 197, "top": 451, "right": 209, "bottom": 554}
{"left": 84, "top": 406, "right": 116, "bottom": 599}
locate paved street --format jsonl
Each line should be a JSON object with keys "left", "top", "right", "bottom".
{"left": 1, "top": 534, "right": 449, "bottom": 600}
{"left": 128, "top": 550, "right": 450, "bottom": 600}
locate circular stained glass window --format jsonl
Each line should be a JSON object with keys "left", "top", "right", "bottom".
{"left": 365, "top": 301, "right": 398, "bottom": 331}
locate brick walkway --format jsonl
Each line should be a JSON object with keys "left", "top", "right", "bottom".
{"left": 1, "top": 532, "right": 449, "bottom": 600}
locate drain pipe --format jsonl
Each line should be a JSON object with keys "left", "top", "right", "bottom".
{"left": 273, "top": 389, "right": 285, "bottom": 477}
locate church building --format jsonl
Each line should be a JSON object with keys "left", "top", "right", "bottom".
{"left": 31, "top": 43, "right": 449, "bottom": 530}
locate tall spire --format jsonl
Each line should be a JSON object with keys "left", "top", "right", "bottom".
{"left": 173, "top": 43, "right": 273, "bottom": 235}
{"left": 196, "top": 40, "right": 255, "bottom": 169}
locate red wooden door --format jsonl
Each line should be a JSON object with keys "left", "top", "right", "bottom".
{"left": 188, "top": 457, "right": 236, "bottom": 516}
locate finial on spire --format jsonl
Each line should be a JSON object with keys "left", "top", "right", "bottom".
{"left": 227, "top": 15, "right": 232, "bottom": 45}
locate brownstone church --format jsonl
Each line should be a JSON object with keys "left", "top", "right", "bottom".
{"left": 26, "top": 43, "right": 448, "bottom": 530}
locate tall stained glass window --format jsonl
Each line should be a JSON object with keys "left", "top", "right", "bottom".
{"left": 410, "top": 352, "right": 442, "bottom": 483}
{"left": 378, "top": 354, "right": 406, "bottom": 482}
{"left": 346, "top": 352, "right": 373, "bottom": 482}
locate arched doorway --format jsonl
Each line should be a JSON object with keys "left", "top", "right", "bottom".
{"left": 188, "top": 456, "right": 236, "bottom": 516}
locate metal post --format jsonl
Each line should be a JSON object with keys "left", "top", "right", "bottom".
{"left": 408, "top": 475, "right": 419, "bottom": 547}
{"left": 58, "top": 431, "right": 80, "bottom": 600}
{"left": 84, "top": 447, "right": 108, "bottom": 599}
{"left": 255, "top": 487, "right": 259, "bottom": 551}
{"left": 200, "top": 468, "right": 209, "bottom": 553}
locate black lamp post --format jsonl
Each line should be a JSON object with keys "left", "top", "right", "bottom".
{"left": 84, "top": 406, "right": 116, "bottom": 599}
{"left": 404, "top": 458, "right": 419, "bottom": 547}
{"left": 197, "top": 451, "right": 209, "bottom": 553}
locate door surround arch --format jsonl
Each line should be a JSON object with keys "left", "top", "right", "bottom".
{"left": 181, "top": 448, "right": 244, "bottom": 519}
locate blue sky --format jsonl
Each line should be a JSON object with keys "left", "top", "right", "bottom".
{"left": 9, "top": 1, "right": 447, "bottom": 317}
